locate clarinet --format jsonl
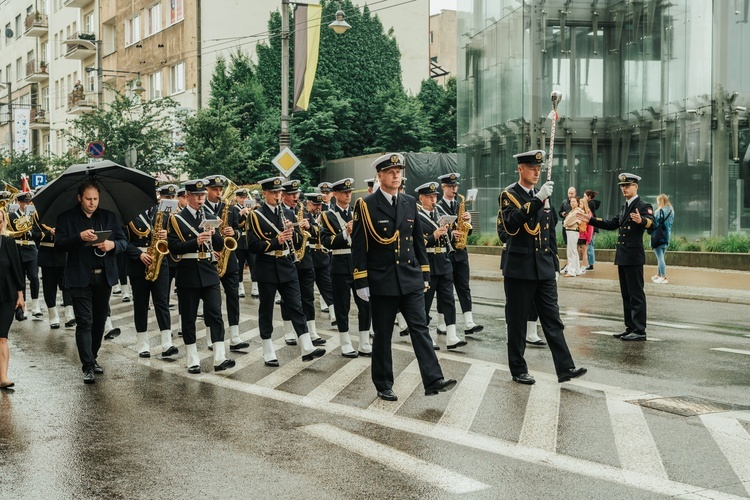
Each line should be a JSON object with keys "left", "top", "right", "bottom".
{"left": 198, "top": 205, "right": 217, "bottom": 264}
{"left": 278, "top": 205, "right": 299, "bottom": 263}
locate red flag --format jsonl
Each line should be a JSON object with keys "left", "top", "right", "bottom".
{"left": 20, "top": 174, "right": 30, "bottom": 192}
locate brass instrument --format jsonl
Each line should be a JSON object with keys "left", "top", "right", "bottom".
{"left": 295, "top": 204, "right": 311, "bottom": 261}
{"left": 454, "top": 194, "right": 472, "bottom": 250}
{"left": 279, "top": 205, "right": 299, "bottom": 263}
{"left": 217, "top": 181, "right": 239, "bottom": 277}
{"left": 145, "top": 210, "right": 170, "bottom": 282}
{"left": 198, "top": 205, "right": 217, "bottom": 264}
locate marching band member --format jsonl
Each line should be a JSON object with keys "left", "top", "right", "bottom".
{"left": 125, "top": 184, "right": 177, "bottom": 359}
{"left": 168, "top": 179, "right": 235, "bottom": 374}
{"left": 304, "top": 192, "right": 335, "bottom": 334}
{"left": 246, "top": 177, "right": 325, "bottom": 367}
{"left": 321, "top": 178, "right": 372, "bottom": 358}
{"left": 8, "top": 192, "right": 41, "bottom": 320}
{"left": 233, "top": 188, "right": 254, "bottom": 299}
{"left": 351, "top": 153, "right": 456, "bottom": 401}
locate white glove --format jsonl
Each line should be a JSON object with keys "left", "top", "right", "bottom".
{"left": 555, "top": 271, "right": 560, "bottom": 282}
{"left": 535, "top": 181, "right": 554, "bottom": 201}
{"left": 356, "top": 287, "right": 370, "bottom": 302}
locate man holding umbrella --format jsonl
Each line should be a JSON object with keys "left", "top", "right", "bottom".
{"left": 55, "top": 181, "right": 128, "bottom": 384}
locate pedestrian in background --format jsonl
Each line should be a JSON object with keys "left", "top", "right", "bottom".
{"left": 651, "top": 194, "right": 674, "bottom": 284}
{"left": 563, "top": 196, "right": 584, "bottom": 277}
{"left": 584, "top": 190, "right": 600, "bottom": 271}
{"left": 0, "top": 209, "right": 25, "bottom": 389}
{"left": 579, "top": 197, "right": 594, "bottom": 270}
{"left": 558, "top": 186, "right": 576, "bottom": 250}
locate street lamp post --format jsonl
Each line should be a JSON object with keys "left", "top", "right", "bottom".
{"left": 0, "top": 81, "right": 13, "bottom": 154}
{"left": 279, "top": 1, "right": 351, "bottom": 152}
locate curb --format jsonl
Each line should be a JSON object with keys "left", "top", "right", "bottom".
{"left": 470, "top": 272, "right": 750, "bottom": 306}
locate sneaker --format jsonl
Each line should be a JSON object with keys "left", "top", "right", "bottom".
{"left": 578, "top": 269, "right": 586, "bottom": 275}
{"left": 586, "top": 265, "right": 594, "bottom": 271}
{"left": 112, "top": 285, "right": 122, "bottom": 295}
{"left": 651, "top": 275, "right": 660, "bottom": 282}
{"left": 655, "top": 277, "right": 669, "bottom": 284}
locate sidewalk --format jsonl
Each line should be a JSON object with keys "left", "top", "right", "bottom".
{"left": 468, "top": 253, "right": 750, "bottom": 305}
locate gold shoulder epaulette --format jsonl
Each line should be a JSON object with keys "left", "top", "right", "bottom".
{"left": 169, "top": 216, "right": 186, "bottom": 242}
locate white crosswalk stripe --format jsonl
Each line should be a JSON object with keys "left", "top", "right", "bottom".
{"left": 437, "top": 364, "right": 494, "bottom": 431}
{"left": 700, "top": 414, "right": 750, "bottom": 496}
{"left": 519, "top": 381, "right": 561, "bottom": 452}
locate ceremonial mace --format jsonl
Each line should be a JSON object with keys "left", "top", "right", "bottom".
{"left": 545, "top": 90, "right": 563, "bottom": 209}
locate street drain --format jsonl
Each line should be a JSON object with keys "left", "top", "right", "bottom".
{"left": 630, "top": 396, "right": 750, "bottom": 417}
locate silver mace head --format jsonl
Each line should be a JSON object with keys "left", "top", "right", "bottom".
{"left": 551, "top": 90, "right": 563, "bottom": 106}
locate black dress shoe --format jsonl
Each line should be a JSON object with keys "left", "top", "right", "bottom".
{"left": 285, "top": 339, "right": 298, "bottom": 346}
{"left": 358, "top": 351, "right": 372, "bottom": 357}
{"left": 433, "top": 344, "right": 440, "bottom": 351}
{"left": 621, "top": 332, "right": 647, "bottom": 341}
{"left": 138, "top": 351, "right": 151, "bottom": 358}
{"left": 424, "top": 378, "right": 457, "bottom": 396}
{"left": 341, "top": 351, "right": 358, "bottom": 359}
{"left": 104, "top": 328, "right": 121, "bottom": 340}
{"left": 526, "top": 339, "right": 547, "bottom": 347}
{"left": 188, "top": 365, "right": 201, "bottom": 374}
{"left": 207, "top": 345, "right": 213, "bottom": 351}
{"left": 230, "top": 342, "right": 250, "bottom": 351}
{"left": 93, "top": 362, "right": 104, "bottom": 374}
{"left": 399, "top": 328, "right": 410, "bottom": 337}
{"left": 177, "top": 330, "right": 182, "bottom": 337}
{"left": 512, "top": 373, "right": 536, "bottom": 385}
{"left": 558, "top": 367, "right": 587, "bottom": 383}
{"left": 65, "top": 319, "right": 76, "bottom": 328}
{"left": 50, "top": 322, "right": 60, "bottom": 329}
{"left": 161, "top": 346, "right": 179, "bottom": 357}
{"left": 436, "top": 328, "right": 446, "bottom": 336}
{"left": 447, "top": 340, "right": 468, "bottom": 350}
{"left": 264, "top": 359, "right": 279, "bottom": 367}
{"left": 312, "top": 337, "right": 327, "bottom": 346}
{"left": 613, "top": 331, "right": 632, "bottom": 339}
{"left": 464, "top": 324, "right": 484, "bottom": 335}
{"left": 302, "top": 348, "right": 326, "bottom": 362}
{"left": 83, "top": 370, "right": 95, "bottom": 384}
{"left": 214, "top": 359, "right": 236, "bottom": 371}
{"left": 377, "top": 389, "right": 398, "bottom": 401}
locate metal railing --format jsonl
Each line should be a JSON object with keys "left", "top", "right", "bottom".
{"left": 30, "top": 107, "right": 49, "bottom": 124}
{"left": 24, "top": 12, "right": 48, "bottom": 31}
{"left": 25, "top": 59, "right": 48, "bottom": 77}
{"left": 67, "top": 89, "right": 95, "bottom": 110}
{"left": 65, "top": 32, "right": 96, "bottom": 55}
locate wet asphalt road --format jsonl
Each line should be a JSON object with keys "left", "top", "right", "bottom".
{"left": 2, "top": 282, "right": 750, "bottom": 499}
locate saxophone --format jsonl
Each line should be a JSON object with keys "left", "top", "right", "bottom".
{"left": 454, "top": 193, "right": 472, "bottom": 250}
{"left": 145, "top": 210, "right": 169, "bottom": 281}
{"left": 217, "top": 186, "right": 238, "bottom": 278}
{"left": 295, "top": 204, "right": 311, "bottom": 261}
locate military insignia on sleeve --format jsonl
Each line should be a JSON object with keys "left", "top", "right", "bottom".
{"left": 353, "top": 210, "right": 359, "bottom": 221}
{"left": 503, "top": 199, "right": 509, "bottom": 207}
{"left": 523, "top": 202, "right": 531, "bottom": 212}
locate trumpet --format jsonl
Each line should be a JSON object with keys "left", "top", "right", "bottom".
{"left": 198, "top": 205, "right": 217, "bottom": 264}
{"left": 279, "top": 206, "right": 299, "bottom": 263}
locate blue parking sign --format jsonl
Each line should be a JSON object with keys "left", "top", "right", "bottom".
{"left": 31, "top": 173, "right": 47, "bottom": 188}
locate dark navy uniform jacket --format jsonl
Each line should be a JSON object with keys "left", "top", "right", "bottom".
{"left": 418, "top": 206, "right": 453, "bottom": 277}
{"left": 32, "top": 217, "right": 66, "bottom": 268}
{"left": 246, "top": 203, "right": 302, "bottom": 284}
{"left": 306, "top": 210, "right": 331, "bottom": 270}
{"left": 320, "top": 205, "right": 355, "bottom": 276}
{"left": 204, "top": 200, "right": 240, "bottom": 274}
{"left": 436, "top": 197, "right": 470, "bottom": 263}
{"left": 351, "top": 190, "right": 430, "bottom": 296}
{"left": 498, "top": 183, "right": 559, "bottom": 281}
{"left": 125, "top": 206, "right": 165, "bottom": 277}
{"left": 9, "top": 210, "right": 38, "bottom": 263}
{"left": 587, "top": 196, "right": 655, "bottom": 266}
{"left": 168, "top": 206, "right": 224, "bottom": 288}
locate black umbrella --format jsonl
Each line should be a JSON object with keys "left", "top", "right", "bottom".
{"left": 33, "top": 160, "right": 159, "bottom": 226}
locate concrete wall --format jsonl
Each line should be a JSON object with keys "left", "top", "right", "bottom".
{"left": 429, "top": 9, "right": 456, "bottom": 85}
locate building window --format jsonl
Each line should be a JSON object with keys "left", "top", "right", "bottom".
{"left": 5, "top": 24, "right": 11, "bottom": 45}
{"left": 429, "top": 31, "right": 434, "bottom": 44}
{"left": 84, "top": 12, "right": 95, "bottom": 35}
{"left": 15, "top": 15, "right": 21, "bottom": 39}
{"left": 42, "top": 86, "right": 50, "bottom": 111}
{"left": 125, "top": 14, "right": 141, "bottom": 46}
{"left": 171, "top": 0, "right": 184, "bottom": 24}
{"left": 41, "top": 41, "right": 49, "bottom": 65}
{"left": 6, "top": 65, "right": 12, "bottom": 83}
{"left": 16, "top": 58, "right": 22, "bottom": 81}
{"left": 147, "top": 4, "right": 161, "bottom": 36}
{"left": 149, "top": 71, "right": 162, "bottom": 99}
{"left": 171, "top": 62, "right": 185, "bottom": 94}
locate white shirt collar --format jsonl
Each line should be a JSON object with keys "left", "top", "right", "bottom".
{"left": 626, "top": 195, "right": 639, "bottom": 206}
{"left": 265, "top": 202, "right": 279, "bottom": 212}
{"left": 187, "top": 206, "right": 199, "bottom": 218}
{"left": 381, "top": 191, "right": 396, "bottom": 204}
{"left": 336, "top": 202, "right": 350, "bottom": 212}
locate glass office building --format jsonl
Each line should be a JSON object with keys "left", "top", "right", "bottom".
{"left": 456, "top": 0, "right": 750, "bottom": 238}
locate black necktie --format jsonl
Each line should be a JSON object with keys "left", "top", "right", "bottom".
{"left": 451, "top": 201, "right": 455, "bottom": 212}
{"left": 392, "top": 196, "right": 397, "bottom": 208}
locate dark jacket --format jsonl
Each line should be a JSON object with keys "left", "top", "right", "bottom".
{"left": 351, "top": 190, "right": 430, "bottom": 296}
{"left": 125, "top": 206, "right": 169, "bottom": 277}
{"left": 246, "top": 203, "right": 301, "bottom": 284}
{"left": 55, "top": 206, "right": 127, "bottom": 287}
{"left": 587, "top": 196, "right": 655, "bottom": 266}
{"left": 498, "top": 183, "right": 560, "bottom": 281}
{"left": 418, "top": 206, "right": 453, "bottom": 276}
{"left": 320, "top": 205, "right": 354, "bottom": 275}
{"left": 436, "top": 197, "right": 470, "bottom": 263}
{"left": 8, "top": 209, "right": 38, "bottom": 262}
{"left": 204, "top": 200, "right": 240, "bottom": 274}
{"left": 168, "top": 206, "right": 225, "bottom": 287}
{"left": 32, "top": 217, "right": 66, "bottom": 268}
{"left": 307, "top": 210, "right": 331, "bottom": 269}
{"left": 0, "top": 235, "right": 24, "bottom": 303}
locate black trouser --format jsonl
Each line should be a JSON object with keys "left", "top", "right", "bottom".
{"left": 69, "top": 272, "right": 111, "bottom": 372}
{"left": 504, "top": 277, "right": 575, "bottom": 377}
{"left": 20, "top": 258, "right": 40, "bottom": 300}
{"left": 130, "top": 268, "right": 170, "bottom": 333}
{"left": 116, "top": 252, "right": 128, "bottom": 285}
{"left": 41, "top": 266, "right": 71, "bottom": 308}
{"left": 425, "top": 272, "right": 456, "bottom": 325}
{"left": 236, "top": 248, "right": 254, "bottom": 283}
{"left": 437, "top": 258, "right": 473, "bottom": 316}
{"left": 220, "top": 269, "right": 240, "bottom": 326}
{"left": 178, "top": 284, "right": 224, "bottom": 345}
{"left": 617, "top": 265, "right": 647, "bottom": 334}
{"left": 370, "top": 291, "right": 444, "bottom": 392}
{"left": 331, "top": 273, "right": 370, "bottom": 332}
{"left": 258, "top": 280, "right": 307, "bottom": 340}
{"left": 280, "top": 267, "right": 315, "bottom": 322}
{"left": 314, "top": 263, "right": 334, "bottom": 307}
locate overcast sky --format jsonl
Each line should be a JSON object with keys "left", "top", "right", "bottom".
{"left": 430, "top": 0, "right": 457, "bottom": 15}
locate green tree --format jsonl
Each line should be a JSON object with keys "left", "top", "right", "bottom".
{"left": 62, "top": 88, "right": 180, "bottom": 175}
{"left": 0, "top": 151, "right": 49, "bottom": 187}
{"left": 418, "top": 77, "right": 457, "bottom": 152}
{"left": 367, "top": 84, "right": 429, "bottom": 153}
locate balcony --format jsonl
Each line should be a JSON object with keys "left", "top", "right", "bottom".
{"left": 25, "top": 60, "right": 49, "bottom": 83}
{"left": 67, "top": 89, "right": 97, "bottom": 114}
{"left": 63, "top": 33, "right": 97, "bottom": 60}
{"left": 63, "top": 0, "right": 93, "bottom": 8}
{"left": 24, "top": 12, "right": 48, "bottom": 37}
{"left": 30, "top": 107, "right": 50, "bottom": 129}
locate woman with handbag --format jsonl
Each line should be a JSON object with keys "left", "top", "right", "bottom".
{"left": 579, "top": 198, "right": 594, "bottom": 270}
{"left": 0, "top": 209, "right": 26, "bottom": 389}
{"left": 651, "top": 194, "right": 674, "bottom": 284}
{"left": 563, "top": 197, "right": 585, "bottom": 277}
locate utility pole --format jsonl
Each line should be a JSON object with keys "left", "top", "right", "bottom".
{"left": 279, "top": 0, "right": 290, "bottom": 151}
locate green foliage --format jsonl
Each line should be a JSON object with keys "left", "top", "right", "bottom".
{"left": 417, "top": 77, "right": 457, "bottom": 152}
{"left": 62, "top": 88, "right": 180, "bottom": 175}
{"left": 0, "top": 151, "right": 48, "bottom": 186}
{"left": 366, "top": 84, "right": 429, "bottom": 153}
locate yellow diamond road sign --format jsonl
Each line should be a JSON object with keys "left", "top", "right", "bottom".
{"left": 272, "top": 147, "right": 301, "bottom": 177}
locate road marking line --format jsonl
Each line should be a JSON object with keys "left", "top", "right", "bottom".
{"left": 437, "top": 364, "right": 494, "bottom": 431}
{"left": 606, "top": 397, "right": 668, "bottom": 480}
{"left": 518, "top": 381, "right": 560, "bottom": 452}
{"left": 710, "top": 348, "right": 750, "bottom": 356}
{"left": 700, "top": 414, "right": 750, "bottom": 496}
{"left": 301, "top": 423, "right": 491, "bottom": 494}
{"left": 306, "top": 355, "right": 370, "bottom": 402}
{"left": 255, "top": 336, "right": 340, "bottom": 389}
{"left": 590, "top": 331, "right": 662, "bottom": 341}
{"left": 367, "top": 359, "right": 422, "bottom": 414}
